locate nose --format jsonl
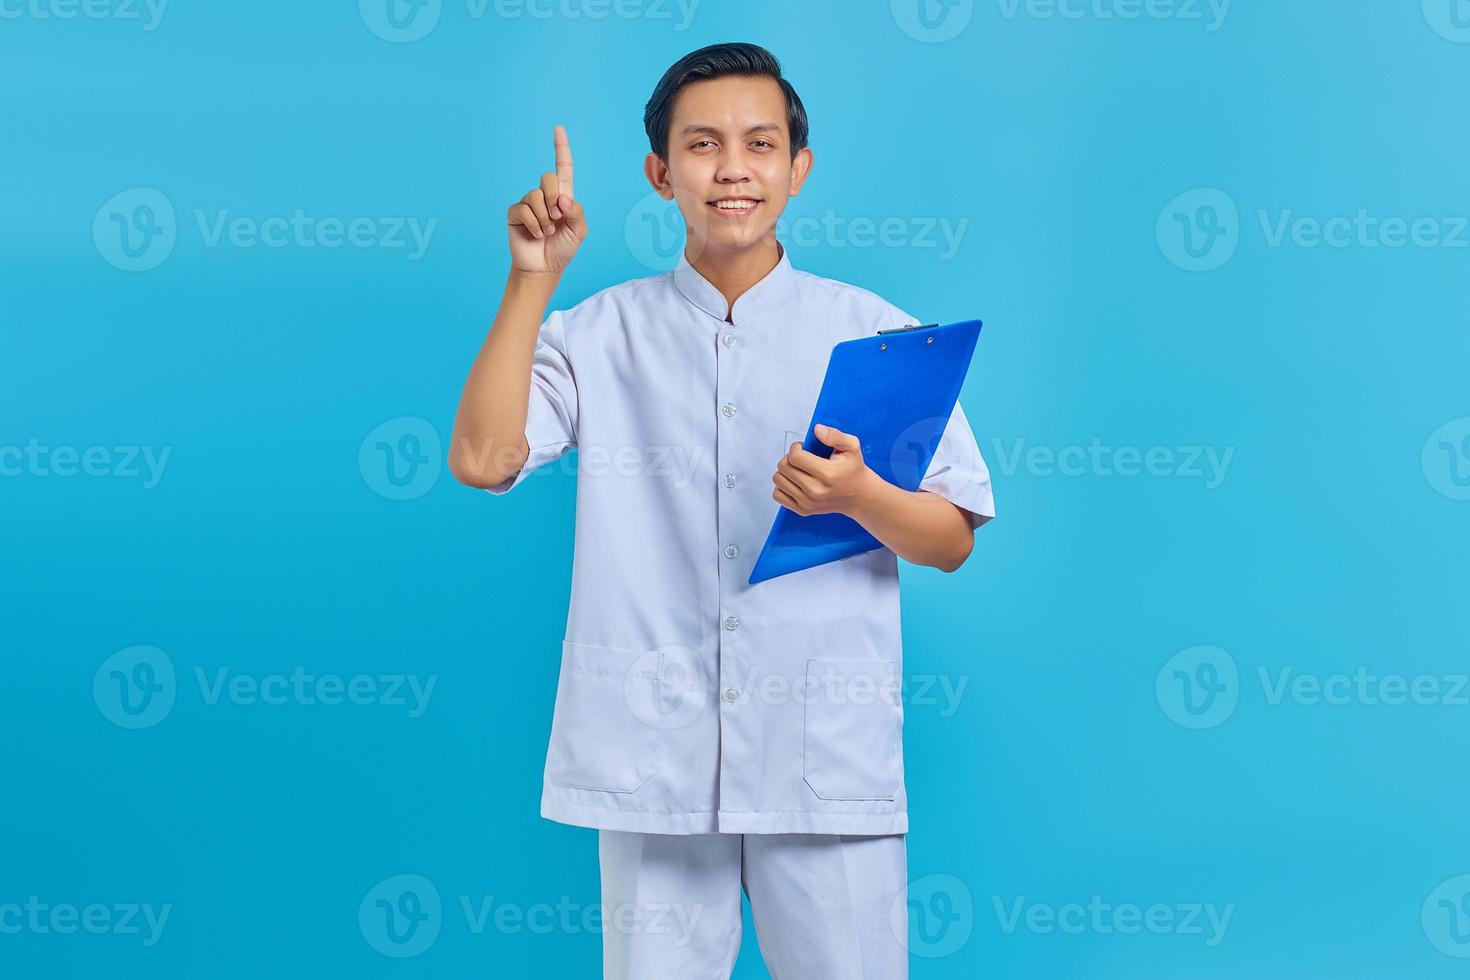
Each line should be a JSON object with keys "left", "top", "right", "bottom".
{"left": 713, "top": 147, "right": 754, "bottom": 184}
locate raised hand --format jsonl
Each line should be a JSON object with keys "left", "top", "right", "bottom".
{"left": 506, "top": 124, "right": 588, "bottom": 275}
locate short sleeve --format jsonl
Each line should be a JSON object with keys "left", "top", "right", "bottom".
{"left": 883, "top": 302, "right": 995, "bottom": 529}
{"left": 918, "top": 399, "right": 995, "bottom": 530}
{"left": 484, "top": 308, "right": 578, "bottom": 495}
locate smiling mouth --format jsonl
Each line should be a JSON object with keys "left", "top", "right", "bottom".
{"left": 707, "top": 198, "right": 762, "bottom": 215}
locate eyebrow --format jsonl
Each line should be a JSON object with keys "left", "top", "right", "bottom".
{"left": 677, "top": 122, "right": 783, "bottom": 139}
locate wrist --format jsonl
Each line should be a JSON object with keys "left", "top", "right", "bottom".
{"left": 507, "top": 267, "right": 562, "bottom": 294}
{"left": 845, "top": 468, "right": 891, "bottom": 523}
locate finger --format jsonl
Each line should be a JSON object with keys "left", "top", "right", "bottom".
{"left": 522, "top": 188, "right": 553, "bottom": 236}
{"left": 773, "top": 487, "right": 803, "bottom": 513}
{"left": 558, "top": 194, "right": 588, "bottom": 238}
{"left": 785, "top": 444, "right": 831, "bottom": 479}
{"left": 776, "top": 459, "right": 818, "bottom": 496}
{"left": 814, "top": 423, "right": 862, "bottom": 453}
{"left": 554, "top": 124, "right": 574, "bottom": 199}
{"left": 508, "top": 202, "right": 544, "bottom": 239}
{"left": 539, "top": 172, "right": 563, "bottom": 221}
{"left": 773, "top": 470, "right": 807, "bottom": 502}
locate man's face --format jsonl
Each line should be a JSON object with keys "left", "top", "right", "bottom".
{"left": 645, "top": 74, "right": 813, "bottom": 260}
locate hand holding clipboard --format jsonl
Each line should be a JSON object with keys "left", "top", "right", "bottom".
{"left": 748, "top": 319, "right": 984, "bottom": 585}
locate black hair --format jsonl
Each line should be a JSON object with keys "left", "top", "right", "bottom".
{"left": 643, "top": 42, "right": 809, "bottom": 162}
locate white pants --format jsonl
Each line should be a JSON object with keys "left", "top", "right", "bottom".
{"left": 597, "top": 830, "right": 909, "bottom": 980}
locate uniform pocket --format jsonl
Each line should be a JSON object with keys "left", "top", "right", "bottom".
{"left": 544, "top": 642, "right": 662, "bottom": 794}
{"left": 801, "top": 657, "right": 902, "bottom": 801}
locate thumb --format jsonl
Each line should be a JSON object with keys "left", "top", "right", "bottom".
{"left": 557, "top": 194, "right": 588, "bottom": 238}
{"left": 814, "top": 423, "right": 861, "bottom": 453}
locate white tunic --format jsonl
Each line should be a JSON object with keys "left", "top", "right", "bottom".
{"left": 486, "top": 240, "right": 995, "bottom": 835}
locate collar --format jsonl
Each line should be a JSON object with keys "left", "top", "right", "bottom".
{"left": 672, "top": 239, "right": 796, "bottom": 325}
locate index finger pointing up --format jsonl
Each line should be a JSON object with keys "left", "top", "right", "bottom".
{"left": 554, "top": 124, "right": 574, "bottom": 199}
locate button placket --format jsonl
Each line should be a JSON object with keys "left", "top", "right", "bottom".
{"left": 716, "top": 318, "right": 741, "bottom": 738}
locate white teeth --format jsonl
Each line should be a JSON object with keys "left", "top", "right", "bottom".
{"left": 712, "top": 200, "right": 756, "bottom": 210}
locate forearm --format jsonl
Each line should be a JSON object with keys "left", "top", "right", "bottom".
{"left": 448, "top": 269, "right": 561, "bottom": 487}
{"left": 847, "top": 473, "right": 975, "bottom": 572}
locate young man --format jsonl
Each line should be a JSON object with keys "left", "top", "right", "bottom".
{"left": 450, "top": 42, "right": 994, "bottom": 980}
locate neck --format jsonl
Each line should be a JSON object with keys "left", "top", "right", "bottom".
{"left": 687, "top": 237, "right": 782, "bottom": 323}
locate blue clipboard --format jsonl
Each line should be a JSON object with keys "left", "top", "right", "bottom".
{"left": 747, "top": 318, "right": 984, "bottom": 585}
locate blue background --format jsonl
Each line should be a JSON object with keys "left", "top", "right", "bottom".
{"left": 4, "top": 1, "right": 1469, "bottom": 976}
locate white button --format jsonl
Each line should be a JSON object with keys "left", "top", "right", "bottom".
{"left": 722, "top": 332, "right": 737, "bottom": 348}
{"left": 723, "top": 688, "right": 739, "bottom": 703}
{"left": 721, "top": 402, "right": 737, "bottom": 417}
{"left": 723, "top": 473, "right": 736, "bottom": 489}
{"left": 723, "top": 616, "right": 740, "bottom": 631}
{"left": 724, "top": 544, "right": 739, "bottom": 559}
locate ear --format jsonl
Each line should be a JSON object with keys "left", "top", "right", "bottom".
{"left": 788, "top": 145, "right": 814, "bottom": 198}
{"left": 644, "top": 151, "right": 675, "bottom": 201}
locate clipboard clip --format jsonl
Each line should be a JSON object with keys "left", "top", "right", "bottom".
{"left": 876, "top": 322, "right": 939, "bottom": 335}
